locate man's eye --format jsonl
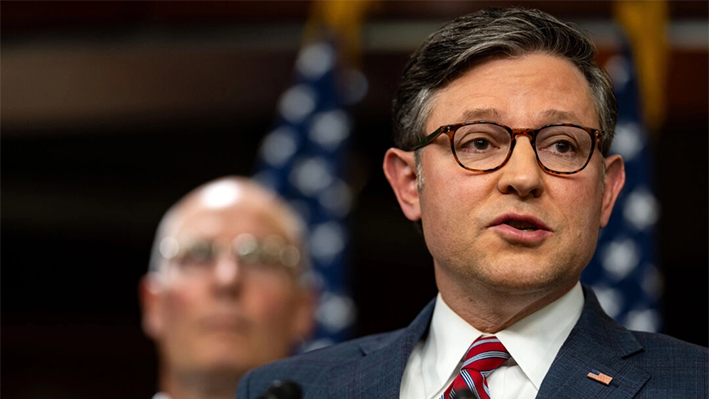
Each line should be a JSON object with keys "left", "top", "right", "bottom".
{"left": 178, "top": 244, "right": 215, "bottom": 266}
{"left": 458, "top": 135, "right": 497, "bottom": 152}
{"left": 537, "top": 126, "right": 588, "bottom": 157}
{"left": 185, "top": 252, "right": 212, "bottom": 263}
{"left": 552, "top": 140, "right": 573, "bottom": 153}
{"left": 472, "top": 138, "right": 491, "bottom": 150}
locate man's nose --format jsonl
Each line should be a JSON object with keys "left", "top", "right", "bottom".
{"left": 213, "top": 255, "right": 241, "bottom": 289}
{"left": 496, "top": 135, "right": 545, "bottom": 198}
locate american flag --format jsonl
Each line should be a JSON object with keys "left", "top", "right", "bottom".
{"left": 581, "top": 37, "right": 662, "bottom": 332}
{"left": 254, "top": 38, "right": 365, "bottom": 349}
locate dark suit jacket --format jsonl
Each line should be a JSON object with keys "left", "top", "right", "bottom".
{"left": 238, "top": 286, "right": 708, "bottom": 398}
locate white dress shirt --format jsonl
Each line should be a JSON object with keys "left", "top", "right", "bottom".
{"left": 400, "top": 283, "right": 584, "bottom": 399}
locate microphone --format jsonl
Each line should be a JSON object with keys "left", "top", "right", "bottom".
{"left": 455, "top": 389, "right": 476, "bottom": 399}
{"left": 257, "top": 380, "right": 303, "bottom": 399}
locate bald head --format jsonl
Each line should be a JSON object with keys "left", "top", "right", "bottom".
{"left": 140, "top": 176, "right": 315, "bottom": 399}
{"left": 149, "top": 177, "right": 307, "bottom": 274}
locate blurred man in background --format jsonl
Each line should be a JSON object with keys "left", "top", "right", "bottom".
{"left": 140, "top": 176, "right": 316, "bottom": 399}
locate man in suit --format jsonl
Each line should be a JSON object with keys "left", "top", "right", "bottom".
{"left": 238, "top": 8, "right": 708, "bottom": 399}
{"left": 140, "top": 177, "right": 316, "bottom": 399}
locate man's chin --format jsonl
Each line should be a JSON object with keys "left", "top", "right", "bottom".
{"left": 182, "top": 355, "right": 250, "bottom": 377}
{"left": 483, "top": 269, "right": 577, "bottom": 297}
{"left": 471, "top": 265, "right": 561, "bottom": 290}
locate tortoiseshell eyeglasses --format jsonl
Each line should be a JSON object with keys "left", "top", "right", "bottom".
{"left": 407, "top": 121, "right": 605, "bottom": 175}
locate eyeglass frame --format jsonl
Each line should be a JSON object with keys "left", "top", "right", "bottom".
{"left": 158, "top": 233, "right": 303, "bottom": 277}
{"left": 406, "top": 120, "right": 605, "bottom": 175}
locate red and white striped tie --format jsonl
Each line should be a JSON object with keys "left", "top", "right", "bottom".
{"left": 441, "top": 336, "right": 510, "bottom": 399}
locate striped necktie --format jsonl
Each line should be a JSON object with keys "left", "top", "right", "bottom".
{"left": 441, "top": 336, "right": 510, "bottom": 399}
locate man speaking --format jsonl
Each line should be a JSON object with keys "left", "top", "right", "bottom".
{"left": 238, "top": 8, "right": 708, "bottom": 399}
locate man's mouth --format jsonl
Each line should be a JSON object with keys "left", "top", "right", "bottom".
{"left": 201, "top": 314, "right": 251, "bottom": 332}
{"left": 503, "top": 219, "right": 540, "bottom": 232}
{"left": 488, "top": 214, "right": 552, "bottom": 243}
{"left": 490, "top": 213, "right": 551, "bottom": 232}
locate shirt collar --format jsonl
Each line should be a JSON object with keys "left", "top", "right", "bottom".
{"left": 496, "top": 283, "right": 584, "bottom": 389}
{"left": 422, "top": 282, "right": 583, "bottom": 394}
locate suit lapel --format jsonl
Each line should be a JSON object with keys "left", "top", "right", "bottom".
{"left": 325, "top": 286, "right": 652, "bottom": 399}
{"left": 329, "top": 300, "right": 436, "bottom": 399}
{"left": 536, "top": 286, "right": 650, "bottom": 399}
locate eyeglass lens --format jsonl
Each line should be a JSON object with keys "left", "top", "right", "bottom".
{"left": 453, "top": 123, "right": 593, "bottom": 173}
{"left": 171, "top": 235, "right": 299, "bottom": 274}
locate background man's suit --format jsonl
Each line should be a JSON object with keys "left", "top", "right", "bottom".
{"left": 237, "top": 286, "right": 707, "bottom": 399}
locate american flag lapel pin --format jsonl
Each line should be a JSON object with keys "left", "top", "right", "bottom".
{"left": 587, "top": 370, "right": 613, "bottom": 385}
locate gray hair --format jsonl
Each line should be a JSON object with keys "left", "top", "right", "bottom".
{"left": 392, "top": 7, "right": 617, "bottom": 156}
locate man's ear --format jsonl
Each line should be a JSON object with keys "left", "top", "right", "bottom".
{"left": 600, "top": 154, "right": 626, "bottom": 228}
{"left": 139, "top": 274, "right": 165, "bottom": 340}
{"left": 383, "top": 148, "right": 421, "bottom": 221}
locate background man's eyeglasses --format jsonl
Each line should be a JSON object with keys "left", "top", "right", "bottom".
{"left": 407, "top": 121, "right": 605, "bottom": 175}
{"left": 159, "top": 233, "right": 301, "bottom": 276}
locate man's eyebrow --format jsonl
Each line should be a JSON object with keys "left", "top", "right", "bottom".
{"left": 539, "top": 109, "right": 584, "bottom": 124}
{"left": 461, "top": 108, "right": 501, "bottom": 121}
{"left": 458, "top": 108, "right": 586, "bottom": 125}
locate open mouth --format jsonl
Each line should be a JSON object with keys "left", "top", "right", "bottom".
{"left": 503, "top": 219, "right": 540, "bottom": 232}
{"left": 489, "top": 214, "right": 551, "bottom": 242}
{"left": 490, "top": 213, "right": 551, "bottom": 233}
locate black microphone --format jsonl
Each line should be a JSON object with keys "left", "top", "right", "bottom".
{"left": 455, "top": 388, "right": 476, "bottom": 399}
{"left": 256, "top": 380, "right": 303, "bottom": 399}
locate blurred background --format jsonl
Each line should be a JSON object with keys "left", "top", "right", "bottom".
{"left": 2, "top": 1, "right": 707, "bottom": 398}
